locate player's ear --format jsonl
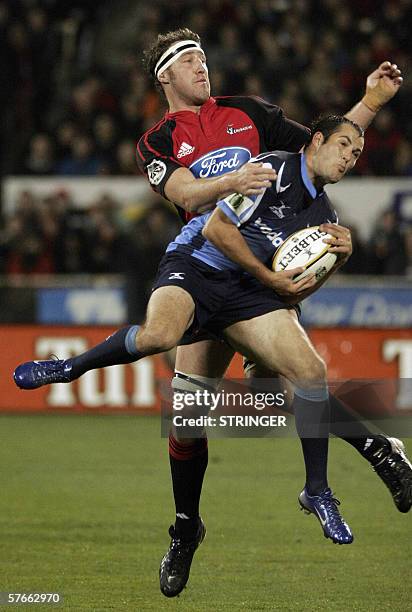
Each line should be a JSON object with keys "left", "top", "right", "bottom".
{"left": 158, "top": 70, "right": 170, "bottom": 85}
{"left": 312, "top": 131, "right": 324, "bottom": 150}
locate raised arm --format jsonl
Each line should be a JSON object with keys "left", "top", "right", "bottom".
{"left": 345, "top": 61, "right": 403, "bottom": 129}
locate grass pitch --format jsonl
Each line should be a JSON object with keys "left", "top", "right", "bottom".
{"left": 0, "top": 415, "right": 410, "bottom": 611}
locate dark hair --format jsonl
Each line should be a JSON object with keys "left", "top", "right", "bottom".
{"left": 308, "top": 114, "right": 364, "bottom": 144}
{"left": 142, "top": 28, "right": 202, "bottom": 93}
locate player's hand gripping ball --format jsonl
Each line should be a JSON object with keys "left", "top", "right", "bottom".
{"left": 272, "top": 226, "right": 337, "bottom": 284}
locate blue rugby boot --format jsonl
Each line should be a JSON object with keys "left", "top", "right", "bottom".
{"left": 299, "top": 487, "right": 353, "bottom": 544}
{"left": 14, "top": 358, "right": 74, "bottom": 390}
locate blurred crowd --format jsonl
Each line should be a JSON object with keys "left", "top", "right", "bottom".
{"left": 0, "top": 0, "right": 411, "bottom": 285}
{"left": 1, "top": 0, "right": 411, "bottom": 178}
{"left": 1, "top": 188, "right": 411, "bottom": 281}
{"left": 0, "top": 189, "right": 182, "bottom": 316}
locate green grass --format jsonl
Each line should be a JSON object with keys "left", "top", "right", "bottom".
{"left": 0, "top": 416, "right": 410, "bottom": 611}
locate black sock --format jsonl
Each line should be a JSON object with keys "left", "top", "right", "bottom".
{"left": 294, "top": 390, "right": 329, "bottom": 496}
{"left": 70, "top": 325, "right": 142, "bottom": 379}
{"left": 169, "top": 435, "right": 208, "bottom": 540}
{"left": 328, "top": 394, "right": 386, "bottom": 458}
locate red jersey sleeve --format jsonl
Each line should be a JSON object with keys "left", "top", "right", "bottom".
{"left": 136, "top": 119, "right": 183, "bottom": 199}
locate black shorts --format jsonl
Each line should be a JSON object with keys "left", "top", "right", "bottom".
{"left": 152, "top": 251, "right": 295, "bottom": 342}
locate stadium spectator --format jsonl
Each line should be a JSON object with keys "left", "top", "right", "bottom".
{"left": 56, "top": 133, "right": 103, "bottom": 175}
{"left": 113, "top": 139, "right": 141, "bottom": 176}
{"left": 369, "top": 209, "right": 407, "bottom": 275}
{"left": 338, "top": 224, "right": 370, "bottom": 275}
{"left": 362, "top": 109, "right": 402, "bottom": 175}
{"left": 20, "top": 133, "right": 55, "bottom": 175}
{"left": 394, "top": 138, "right": 412, "bottom": 176}
{"left": 93, "top": 114, "right": 118, "bottom": 169}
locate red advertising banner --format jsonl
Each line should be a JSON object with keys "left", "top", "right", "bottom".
{"left": 0, "top": 326, "right": 411, "bottom": 413}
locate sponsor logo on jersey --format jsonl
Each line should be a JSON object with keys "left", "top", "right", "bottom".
{"left": 227, "top": 124, "right": 253, "bottom": 135}
{"left": 269, "top": 202, "right": 290, "bottom": 219}
{"left": 254, "top": 217, "right": 284, "bottom": 247}
{"left": 177, "top": 142, "right": 195, "bottom": 158}
{"left": 190, "top": 147, "right": 251, "bottom": 178}
{"left": 227, "top": 193, "right": 245, "bottom": 210}
{"left": 275, "top": 162, "right": 291, "bottom": 193}
{"left": 147, "top": 159, "right": 167, "bottom": 185}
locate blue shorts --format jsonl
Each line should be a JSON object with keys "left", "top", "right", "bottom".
{"left": 152, "top": 252, "right": 295, "bottom": 343}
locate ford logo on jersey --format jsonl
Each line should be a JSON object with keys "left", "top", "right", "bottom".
{"left": 190, "top": 147, "right": 251, "bottom": 178}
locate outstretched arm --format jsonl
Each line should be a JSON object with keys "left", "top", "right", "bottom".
{"left": 345, "top": 61, "right": 403, "bottom": 129}
{"left": 164, "top": 162, "right": 276, "bottom": 213}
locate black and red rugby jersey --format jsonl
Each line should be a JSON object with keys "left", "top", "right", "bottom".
{"left": 136, "top": 95, "right": 310, "bottom": 222}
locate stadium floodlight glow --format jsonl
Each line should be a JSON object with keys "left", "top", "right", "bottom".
{"left": 155, "top": 40, "right": 205, "bottom": 79}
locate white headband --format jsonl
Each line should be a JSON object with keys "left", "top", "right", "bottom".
{"left": 154, "top": 40, "right": 204, "bottom": 79}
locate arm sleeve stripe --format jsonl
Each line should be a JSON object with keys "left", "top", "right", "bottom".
{"left": 136, "top": 116, "right": 167, "bottom": 161}
{"left": 143, "top": 117, "right": 170, "bottom": 159}
{"left": 217, "top": 201, "right": 243, "bottom": 227}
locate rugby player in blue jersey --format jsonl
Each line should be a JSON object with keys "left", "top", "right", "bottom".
{"left": 15, "top": 115, "right": 412, "bottom": 595}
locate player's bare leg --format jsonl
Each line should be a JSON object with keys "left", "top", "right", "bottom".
{"left": 14, "top": 286, "right": 195, "bottom": 388}
{"left": 224, "top": 309, "right": 353, "bottom": 544}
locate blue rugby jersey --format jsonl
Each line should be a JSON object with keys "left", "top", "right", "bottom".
{"left": 165, "top": 151, "right": 338, "bottom": 271}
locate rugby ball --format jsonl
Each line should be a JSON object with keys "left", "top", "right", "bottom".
{"left": 272, "top": 226, "right": 337, "bottom": 283}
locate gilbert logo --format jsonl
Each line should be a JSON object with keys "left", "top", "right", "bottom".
{"left": 227, "top": 124, "right": 253, "bottom": 135}
{"left": 177, "top": 142, "right": 195, "bottom": 158}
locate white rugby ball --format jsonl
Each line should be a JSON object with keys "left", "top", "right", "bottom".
{"left": 272, "top": 226, "right": 337, "bottom": 283}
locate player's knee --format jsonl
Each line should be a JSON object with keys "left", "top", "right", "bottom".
{"left": 302, "top": 355, "right": 327, "bottom": 385}
{"left": 138, "top": 326, "right": 179, "bottom": 354}
{"left": 291, "top": 354, "right": 326, "bottom": 386}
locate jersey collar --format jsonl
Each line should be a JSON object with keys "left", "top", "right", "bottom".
{"left": 300, "top": 153, "right": 324, "bottom": 198}
{"left": 166, "top": 96, "right": 216, "bottom": 119}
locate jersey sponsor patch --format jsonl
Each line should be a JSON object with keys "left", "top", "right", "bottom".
{"left": 227, "top": 124, "right": 253, "bottom": 135}
{"left": 190, "top": 147, "right": 251, "bottom": 178}
{"left": 218, "top": 191, "right": 262, "bottom": 227}
{"left": 147, "top": 159, "right": 167, "bottom": 185}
